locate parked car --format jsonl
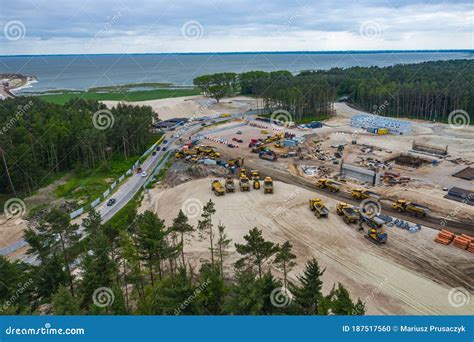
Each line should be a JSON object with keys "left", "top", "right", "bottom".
{"left": 136, "top": 167, "right": 143, "bottom": 173}
{"left": 156, "top": 146, "right": 161, "bottom": 151}
{"left": 152, "top": 151, "right": 157, "bottom": 156}
{"left": 107, "top": 198, "right": 116, "bottom": 206}
{"left": 162, "top": 147, "right": 168, "bottom": 151}
{"left": 201, "top": 123, "right": 207, "bottom": 126}
{"left": 232, "top": 138, "right": 243, "bottom": 143}
{"left": 236, "top": 131, "right": 243, "bottom": 134}
{"left": 163, "top": 140, "right": 168, "bottom": 144}
{"left": 141, "top": 171, "right": 148, "bottom": 177}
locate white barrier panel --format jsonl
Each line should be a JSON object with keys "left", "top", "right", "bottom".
{"left": 110, "top": 181, "right": 117, "bottom": 190}
{"left": 70, "top": 207, "right": 84, "bottom": 219}
{"left": 91, "top": 198, "right": 101, "bottom": 208}
{"left": 103, "top": 189, "right": 110, "bottom": 198}
{"left": 119, "top": 174, "right": 125, "bottom": 182}
{"left": 126, "top": 169, "right": 132, "bottom": 175}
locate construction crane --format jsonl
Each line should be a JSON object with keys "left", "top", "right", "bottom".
{"left": 263, "top": 177, "right": 274, "bottom": 194}
{"left": 308, "top": 198, "right": 329, "bottom": 218}
{"left": 391, "top": 200, "right": 430, "bottom": 217}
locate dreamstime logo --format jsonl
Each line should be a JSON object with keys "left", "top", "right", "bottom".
{"left": 92, "top": 109, "right": 115, "bottom": 130}
{"left": 270, "top": 109, "right": 293, "bottom": 130}
{"left": 4, "top": 21, "right": 26, "bottom": 41}
{"left": 4, "top": 198, "right": 26, "bottom": 219}
{"left": 448, "top": 110, "right": 470, "bottom": 130}
{"left": 92, "top": 287, "right": 115, "bottom": 307}
{"left": 360, "top": 198, "right": 382, "bottom": 216}
{"left": 270, "top": 287, "right": 293, "bottom": 308}
{"left": 1, "top": 278, "right": 33, "bottom": 312}
{"left": 448, "top": 287, "right": 471, "bottom": 308}
{"left": 181, "top": 21, "right": 204, "bottom": 40}
{"left": 86, "top": 10, "right": 123, "bottom": 48}
{"left": 359, "top": 21, "right": 382, "bottom": 40}
{"left": 181, "top": 198, "right": 203, "bottom": 218}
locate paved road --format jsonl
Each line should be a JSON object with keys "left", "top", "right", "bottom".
{"left": 1, "top": 114, "right": 241, "bottom": 262}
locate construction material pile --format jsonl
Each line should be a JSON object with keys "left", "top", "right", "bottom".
{"left": 434, "top": 230, "right": 474, "bottom": 253}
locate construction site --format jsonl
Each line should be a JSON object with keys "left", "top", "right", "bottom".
{"left": 2, "top": 95, "right": 473, "bottom": 315}
{"left": 132, "top": 97, "right": 474, "bottom": 315}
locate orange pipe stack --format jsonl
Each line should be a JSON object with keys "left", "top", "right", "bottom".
{"left": 434, "top": 229, "right": 454, "bottom": 245}
{"left": 453, "top": 236, "right": 470, "bottom": 250}
{"left": 460, "top": 234, "right": 474, "bottom": 253}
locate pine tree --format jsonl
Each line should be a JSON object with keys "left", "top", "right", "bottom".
{"left": 224, "top": 269, "right": 262, "bottom": 315}
{"left": 171, "top": 209, "right": 194, "bottom": 267}
{"left": 197, "top": 199, "right": 217, "bottom": 265}
{"left": 290, "top": 258, "right": 326, "bottom": 315}
{"left": 330, "top": 283, "right": 364, "bottom": 315}
{"left": 274, "top": 241, "right": 296, "bottom": 289}
{"left": 235, "top": 227, "right": 279, "bottom": 279}
{"left": 196, "top": 263, "right": 227, "bottom": 315}
{"left": 216, "top": 223, "right": 232, "bottom": 277}
{"left": 51, "top": 285, "right": 82, "bottom": 315}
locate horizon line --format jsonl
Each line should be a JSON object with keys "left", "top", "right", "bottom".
{"left": 1, "top": 49, "right": 473, "bottom": 58}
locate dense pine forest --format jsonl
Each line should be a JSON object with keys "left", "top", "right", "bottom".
{"left": 0, "top": 97, "right": 155, "bottom": 195}
{"left": 0, "top": 201, "right": 364, "bottom": 315}
{"left": 194, "top": 59, "right": 474, "bottom": 123}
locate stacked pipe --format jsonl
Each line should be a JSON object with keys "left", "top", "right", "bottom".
{"left": 434, "top": 229, "right": 454, "bottom": 245}
{"left": 453, "top": 235, "right": 471, "bottom": 250}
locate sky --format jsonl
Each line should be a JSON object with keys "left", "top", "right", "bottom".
{"left": 0, "top": 0, "right": 473, "bottom": 55}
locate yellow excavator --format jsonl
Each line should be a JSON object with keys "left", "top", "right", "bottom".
{"left": 308, "top": 198, "right": 329, "bottom": 218}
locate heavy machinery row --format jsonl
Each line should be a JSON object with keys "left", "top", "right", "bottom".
{"left": 211, "top": 168, "right": 274, "bottom": 195}
{"left": 308, "top": 198, "right": 388, "bottom": 245}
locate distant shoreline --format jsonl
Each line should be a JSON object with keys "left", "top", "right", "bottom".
{"left": 1, "top": 49, "right": 473, "bottom": 58}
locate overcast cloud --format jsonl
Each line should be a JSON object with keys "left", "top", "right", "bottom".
{"left": 0, "top": 0, "right": 473, "bottom": 54}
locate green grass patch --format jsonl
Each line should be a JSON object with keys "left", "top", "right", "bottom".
{"left": 54, "top": 156, "right": 138, "bottom": 206}
{"left": 39, "top": 88, "right": 201, "bottom": 105}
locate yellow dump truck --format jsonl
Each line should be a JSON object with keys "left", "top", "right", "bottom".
{"left": 336, "top": 202, "right": 360, "bottom": 224}
{"left": 250, "top": 170, "right": 261, "bottom": 180}
{"left": 316, "top": 179, "right": 341, "bottom": 192}
{"left": 351, "top": 189, "right": 381, "bottom": 200}
{"left": 240, "top": 168, "right": 247, "bottom": 178}
{"left": 308, "top": 198, "right": 329, "bottom": 218}
{"left": 391, "top": 200, "right": 429, "bottom": 217}
{"left": 239, "top": 175, "right": 250, "bottom": 192}
{"left": 211, "top": 180, "right": 225, "bottom": 196}
{"left": 263, "top": 177, "right": 274, "bottom": 194}
{"left": 253, "top": 179, "right": 260, "bottom": 190}
{"left": 225, "top": 177, "right": 235, "bottom": 193}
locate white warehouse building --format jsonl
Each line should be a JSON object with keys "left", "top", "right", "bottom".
{"left": 350, "top": 114, "right": 412, "bottom": 135}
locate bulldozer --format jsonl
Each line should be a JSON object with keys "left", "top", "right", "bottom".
{"left": 316, "top": 179, "right": 341, "bottom": 192}
{"left": 225, "top": 177, "right": 235, "bottom": 193}
{"left": 211, "top": 180, "right": 225, "bottom": 196}
{"left": 365, "top": 228, "right": 388, "bottom": 245}
{"left": 336, "top": 202, "right": 359, "bottom": 224}
{"left": 308, "top": 198, "right": 329, "bottom": 218}
{"left": 351, "top": 189, "right": 381, "bottom": 200}
{"left": 250, "top": 170, "right": 261, "bottom": 180}
{"left": 391, "top": 199, "right": 429, "bottom": 217}
{"left": 263, "top": 177, "right": 274, "bottom": 194}
{"left": 239, "top": 175, "right": 250, "bottom": 192}
{"left": 253, "top": 179, "right": 261, "bottom": 190}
